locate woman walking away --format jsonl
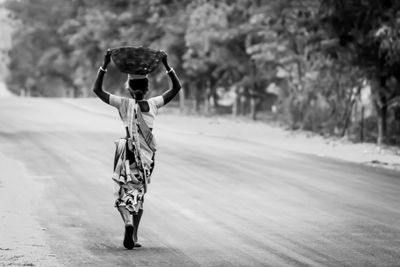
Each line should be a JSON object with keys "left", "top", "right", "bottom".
{"left": 92, "top": 49, "right": 181, "bottom": 249}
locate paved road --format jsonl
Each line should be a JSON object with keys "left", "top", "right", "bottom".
{"left": 0, "top": 98, "right": 400, "bottom": 266}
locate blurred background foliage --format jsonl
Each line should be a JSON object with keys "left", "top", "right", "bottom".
{"left": 1, "top": 0, "right": 400, "bottom": 145}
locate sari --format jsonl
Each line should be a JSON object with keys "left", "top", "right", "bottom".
{"left": 112, "top": 98, "right": 156, "bottom": 213}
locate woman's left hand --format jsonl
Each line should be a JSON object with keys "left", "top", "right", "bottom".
{"left": 103, "top": 49, "right": 112, "bottom": 68}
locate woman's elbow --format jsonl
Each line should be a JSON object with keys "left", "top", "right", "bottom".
{"left": 173, "top": 82, "right": 182, "bottom": 91}
{"left": 92, "top": 88, "right": 102, "bottom": 98}
{"left": 93, "top": 86, "right": 102, "bottom": 93}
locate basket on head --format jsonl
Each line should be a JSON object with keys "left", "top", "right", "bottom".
{"left": 110, "top": 46, "right": 164, "bottom": 75}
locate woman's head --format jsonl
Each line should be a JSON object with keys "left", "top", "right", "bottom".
{"left": 126, "top": 74, "right": 149, "bottom": 100}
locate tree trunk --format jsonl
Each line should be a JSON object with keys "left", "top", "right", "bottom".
{"left": 360, "top": 106, "right": 365, "bottom": 142}
{"left": 208, "top": 78, "right": 218, "bottom": 114}
{"left": 232, "top": 90, "right": 239, "bottom": 117}
{"left": 204, "top": 87, "right": 211, "bottom": 115}
{"left": 341, "top": 87, "right": 361, "bottom": 137}
{"left": 194, "top": 82, "right": 202, "bottom": 113}
{"left": 376, "top": 98, "right": 388, "bottom": 146}
{"left": 239, "top": 95, "right": 246, "bottom": 116}
{"left": 73, "top": 86, "right": 80, "bottom": 98}
{"left": 341, "top": 91, "right": 355, "bottom": 137}
{"left": 371, "top": 75, "right": 388, "bottom": 146}
{"left": 179, "top": 85, "right": 185, "bottom": 113}
{"left": 250, "top": 97, "right": 257, "bottom": 120}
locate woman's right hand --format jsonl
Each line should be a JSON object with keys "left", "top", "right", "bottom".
{"left": 103, "top": 49, "right": 112, "bottom": 68}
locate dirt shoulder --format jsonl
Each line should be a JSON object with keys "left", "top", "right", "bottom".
{"left": 156, "top": 111, "right": 400, "bottom": 172}
{"left": 0, "top": 153, "right": 59, "bottom": 266}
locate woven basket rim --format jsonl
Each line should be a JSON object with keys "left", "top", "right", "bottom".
{"left": 110, "top": 46, "right": 163, "bottom": 75}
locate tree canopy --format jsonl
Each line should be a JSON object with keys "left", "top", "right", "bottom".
{"left": 3, "top": 0, "right": 400, "bottom": 144}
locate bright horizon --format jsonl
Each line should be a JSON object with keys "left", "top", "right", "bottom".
{"left": 0, "top": 81, "right": 12, "bottom": 96}
{"left": 0, "top": 4, "right": 12, "bottom": 81}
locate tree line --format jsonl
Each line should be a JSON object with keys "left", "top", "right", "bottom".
{"left": 3, "top": 0, "right": 400, "bottom": 145}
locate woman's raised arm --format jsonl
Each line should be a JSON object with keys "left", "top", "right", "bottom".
{"left": 93, "top": 49, "right": 112, "bottom": 104}
{"left": 160, "top": 52, "right": 182, "bottom": 105}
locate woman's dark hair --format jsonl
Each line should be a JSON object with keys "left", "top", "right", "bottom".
{"left": 128, "top": 78, "right": 148, "bottom": 91}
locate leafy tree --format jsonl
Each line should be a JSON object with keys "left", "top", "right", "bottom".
{"left": 60, "top": 0, "right": 190, "bottom": 97}
{"left": 0, "top": 8, "right": 13, "bottom": 81}
{"left": 3, "top": 0, "right": 400, "bottom": 144}
{"left": 4, "top": 0, "right": 191, "bottom": 97}
{"left": 4, "top": 0, "right": 80, "bottom": 96}
{"left": 245, "top": 0, "right": 333, "bottom": 126}
{"left": 184, "top": 0, "right": 269, "bottom": 117}
{"left": 319, "top": 0, "right": 400, "bottom": 145}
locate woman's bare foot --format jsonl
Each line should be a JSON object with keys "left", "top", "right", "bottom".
{"left": 117, "top": 206, "right": 135, "bottom": 249}
{"left": 123, "top": 224, "right": 135, "bottom": 249}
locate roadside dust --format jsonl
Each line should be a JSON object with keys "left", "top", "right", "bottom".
{"left": 0, "top": 154, "right": 59, "bottom": 266}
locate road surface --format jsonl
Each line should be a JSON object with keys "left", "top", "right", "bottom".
{"left": 0, "top": 98, "right": 399, "bottom": 266}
